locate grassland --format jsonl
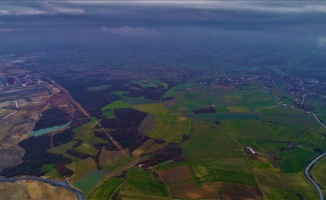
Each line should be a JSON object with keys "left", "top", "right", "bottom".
{"left": 255, "top": 170, "right": 318, "bottom": 199}
{"left": 132, "top": 139, "right": 166, "bottom": 157}
{"left": 73, "top": 120, "right": 105, "bottom": 145}
{"left": 73, "top": 143, "right": 98, "bottom": 156}
{"left": 73, "top": 169, "right": 108, "bottom": 197}
{"left": 181, "top": 121, "right": 255, "bottom": 186}
{"left": 102, "top": 100, "right": 129, "bottom": 111}
{"left": 120, "top": 167, "right": 169, "bottom": 198}
{"left": 149, "top": 115, "right": 191, "bottom": 142}
{"left": 101, "top": 100, "right": 129, "bottom": 117}
{"left": 88, "top": 178, "right": 124, "bottom": 200}
{"left": 220, "top": 120, "right": 302, "bottom": 141}
{"left": 66, "top": 157, "right": 98, "bottom": 182}
{"left": 311, "top": 156, "right": 326, "bottom": 198}
{"left": 132, "top": 103, "right": 169, "bottom": 115}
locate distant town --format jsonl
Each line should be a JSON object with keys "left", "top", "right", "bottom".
{"left": 3, "top": 74, "right": 45, "bottom": 88}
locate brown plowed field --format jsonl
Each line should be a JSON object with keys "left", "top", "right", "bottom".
{"left": 160, "top": 165, "right": 217, "bottom": 199}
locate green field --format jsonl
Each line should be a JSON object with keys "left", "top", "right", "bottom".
{"left": 73, "top": 120, "right": 105, "bottom": 145}
{"left": 102, "top": 100, "right": 129, "bottom": 111}
{"left": 220, "top": 120, "right": 302, "bottom": 141}
{"left": 88, "top": 178, "right": 124, "bottom": 199}
{"left": 255, "top": 170, "right": 318, "bottom": 199}
{"left": 182, "top": 121, "right": 255, "bottom": 185}
{"left": 149, "top": 115, "right": 191, "bottom": 142}
{"left": 120, "top": 167, "right": 169, "bottom": 198}
{"left": 132, "top": 103, "right": 169, "bottom": 115}
{"left": 73, "top": 169, "right": 108, "bottom": 197}
{"left": 188, "top": 113, "right": 259, "bottom": 122}
{"left": 73, "top": 142, "right": 98, "bottom": 156}
{"left": 279, "top": 148, "right": 319, "bottom": 173}
{"left": 311, "top": 156, "right": 326, "bottom": 198}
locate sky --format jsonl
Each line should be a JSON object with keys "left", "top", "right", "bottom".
{"left": 0, "top": 1, "right": 325, "bottom": 67}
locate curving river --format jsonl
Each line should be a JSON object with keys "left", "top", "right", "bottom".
{"left": 0, "top": 176, "right": 84, "bottom": 200}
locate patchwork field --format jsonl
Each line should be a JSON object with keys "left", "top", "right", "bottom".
{"left": 160, "top": 165, "right": 217, "bottom": 199}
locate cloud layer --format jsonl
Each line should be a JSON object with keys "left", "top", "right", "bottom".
{"left": 1, "top": 1, "right": 326, "bottom": 16}
{"left": 100, "top": 26, "right": 160, "bottom": 37}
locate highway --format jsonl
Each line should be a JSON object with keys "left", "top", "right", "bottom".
{"left": 304, "top": 153, "right": 326, "bottom": 200}
{"left": 312, "top": 112, "right": 326, "bottom": 129}
{"left": 305, "top": 111, "right": 326, "bottom": 200}
{"left": 0, "top": 176, "right": 84, "bottom": 200}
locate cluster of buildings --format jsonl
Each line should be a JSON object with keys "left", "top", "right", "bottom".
{"left": 282, "top": 76, "right": 319, "bottom": 98}
{"left": 5, "top": 74, "right": 42, "bottom": 87}
{"left": 214, "top": 75, "right": 263, "bottom": 87}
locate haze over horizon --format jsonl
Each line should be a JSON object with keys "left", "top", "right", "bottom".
{"left": 0, "top": 1, "right": 325, "bottom": 74}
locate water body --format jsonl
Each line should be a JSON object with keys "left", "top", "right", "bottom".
{"left": 29, "top": 121, "right": 71, "bottom": 136}
{"left": 0, "top": 176, "right": 84, "bottom": 200}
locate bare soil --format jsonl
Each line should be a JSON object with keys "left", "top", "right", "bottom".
{"left": 0, "top": 180, "right": 77, "bottom": 200}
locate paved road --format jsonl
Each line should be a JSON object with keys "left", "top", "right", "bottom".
{"left": 305, "top": 111, "right": 326, "bottom": 200}
{"left": 0, "top": 176, "right": 84, "bottom": 200}
{"left": 304, "top": 153, "right": 326, "bottom": 200}
{"left": 312, "top": 112, "right": 326, "bottom": 129}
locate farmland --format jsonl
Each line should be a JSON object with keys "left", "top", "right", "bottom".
{"left": 3, "top": 72, "right": 325, "bottom": 200}
{"left": 1, "top": 2, "right": 326, "bottom": 199}
{"left": 149, "top": 115, "right": 191, "bottom": 142}
{"left": 311, "top": 156, "right": 326, "bottom": 198}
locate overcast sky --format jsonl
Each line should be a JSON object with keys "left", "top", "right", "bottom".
{"left": 1, "top": 1, "right": 326, "bottom": 16}
{"left": 0, "top": 1, "right": 325, "bottom": 53}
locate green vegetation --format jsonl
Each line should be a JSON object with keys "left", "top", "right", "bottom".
{"left": 220, "top": 120, "right": 301, "bottom": 141}
{"left": 39, "top": 77, "right": 326, "bottom": 199}
{"left": 40, "top": 164, "right": 55, "bottom": 173}
{"left": 182, "top": 121, "right": 255, "bottom": 185}
{"left": 67, "top": 157, "right": 98, "bottom": 182}
{"left": 73, "top": 120, "right": 105, "bottom": 145}
{"left": 47, "top": 141, "right": 77, "bottom": 155}
{"left": 279, "top": 148, "right": 319, "bottom": 173}
{"left": 150, "top": 115, "right": 191, "bottom": 142}
{"left": 110, "top": 91, "right": 129, "bottom": 96}
{"left": 215, "top": 106, "right": 230, "bottom": 113}
{"left": 74, "top": 170, "right": 108, "bottom": 197}
{"left": 73, "top": 143, "right": 98, "bottom": 156}
{"left": 188, "top": 113, "right": 259, "bottom": 122}
{"left": 132, "top": 103, "right": 169, "bottom": 115}
{"left": 311, "top": 156, "right": 326, "bottom": 198}
{"left": 121, "top": 167, "right": 169, "bottom": 198}
{"left": 88, "top": 178, "right": 124, "bottom": 200}
{"left": 102, "top": 100, "right": 129, "bottom": 111}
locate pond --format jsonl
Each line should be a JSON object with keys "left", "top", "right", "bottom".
{"left": 29, "top": 121, "right": 71, "bottom": 136}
